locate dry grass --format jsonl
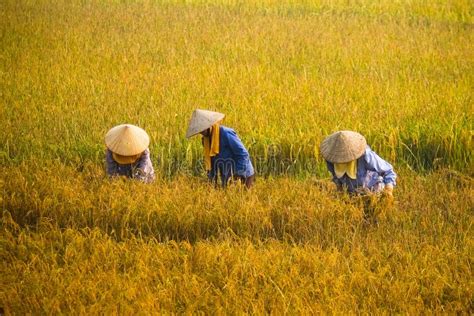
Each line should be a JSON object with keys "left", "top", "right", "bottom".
{"left": 1, "top": 163, "right": 473, "bottom": 313}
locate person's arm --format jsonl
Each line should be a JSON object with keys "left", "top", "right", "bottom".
{"left": 105, "top": 149, "right": 119, "bottom": 177}
{"left": 226, "top": 129, "right": 251, "bottom": 177}
{"left": 364, "top": 148, "right": 397, "bottom": 188}
{"left": 133, "top": 149, "right": 155, "bottom": 183}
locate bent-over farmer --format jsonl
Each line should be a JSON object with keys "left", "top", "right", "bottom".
{"left": 105, "top": 124, "right": 155, "bottom": 183}
{"left": 186, "top": 109, "right": 255, "bottom": 188}
{"left": 320, "top": 130, "right": 396, "bottom": 197}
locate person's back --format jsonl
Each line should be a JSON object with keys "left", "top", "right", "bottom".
{"left": 207, "top": 125, "right": 254, "bottom": 187}
{"left": 321, "top": 131, "right": 396, "bottom": 196}
{"left": 186, "top": 109, "right": 255, "bottom": 188}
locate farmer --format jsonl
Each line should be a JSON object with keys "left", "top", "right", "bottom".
{"left": 105, "top": 124, "right": 155, "bottom": 183}
{"left": 320, "top": 130, "right": 396, "bottom": 197}
{"left": 186, "top": 109, "right": 255, "bottom": 188}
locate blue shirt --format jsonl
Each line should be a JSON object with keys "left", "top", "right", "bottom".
{"left": 208, "top": 126, "right": 255, "bottom": 186}
{"left": 326, "top": 146, "right": 396, "bottom": 193}
{"left": 106, "top": 148, "right": 155, "bottom": 183}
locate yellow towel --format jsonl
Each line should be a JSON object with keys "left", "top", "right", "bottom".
{"left": 334, "top": 160, "right": 357, "bottom": 179}
{"left": 203, "top": 123, "right": 220, "bottom": 171}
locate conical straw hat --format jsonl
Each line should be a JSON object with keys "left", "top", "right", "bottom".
{"left": 105, "top": 124, "right": 150, "bottom": 156}
{"left": 186, "top": 109, "right": 225, "bottom": 138}
{"left": 320, "top": 130, "right": 367, "bottom": 163}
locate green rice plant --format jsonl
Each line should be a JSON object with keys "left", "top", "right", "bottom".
{"left": 0, "top": 0, "right": 472, "bottom": 175}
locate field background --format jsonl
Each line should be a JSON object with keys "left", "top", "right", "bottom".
{"left": 1, "top": 0, "right": 473, "bottom": 314}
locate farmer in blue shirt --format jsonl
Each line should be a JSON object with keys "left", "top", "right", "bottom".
{"left": 320, "top": 131, "right": 396, "bottom": 197}
{"left": 186, "top": 109, "right": 255, "bottom": 188}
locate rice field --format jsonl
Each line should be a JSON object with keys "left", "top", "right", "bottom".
{"left": 1, "top": 0, "right": 473, "bottom": 314}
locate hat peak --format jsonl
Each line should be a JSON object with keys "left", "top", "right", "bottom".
{"left": 186, "top": 109, "right": 225, "bottom": 138}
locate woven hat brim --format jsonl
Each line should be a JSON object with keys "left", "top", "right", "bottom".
{"left": 105, "top": 124, "right": 150, "bottom": 156}
{"left": 112, "top": 152, "right": 141, "bottom": 165}
{"left": 320, "top": 131, "right": 367, "bottom": 163}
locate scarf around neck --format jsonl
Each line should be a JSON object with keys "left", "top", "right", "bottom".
{"left": 203, "top": 123, "right": 220, "bottom": 171}
{"left": 334, "top": 160, "right": 357, "bottom": 180}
